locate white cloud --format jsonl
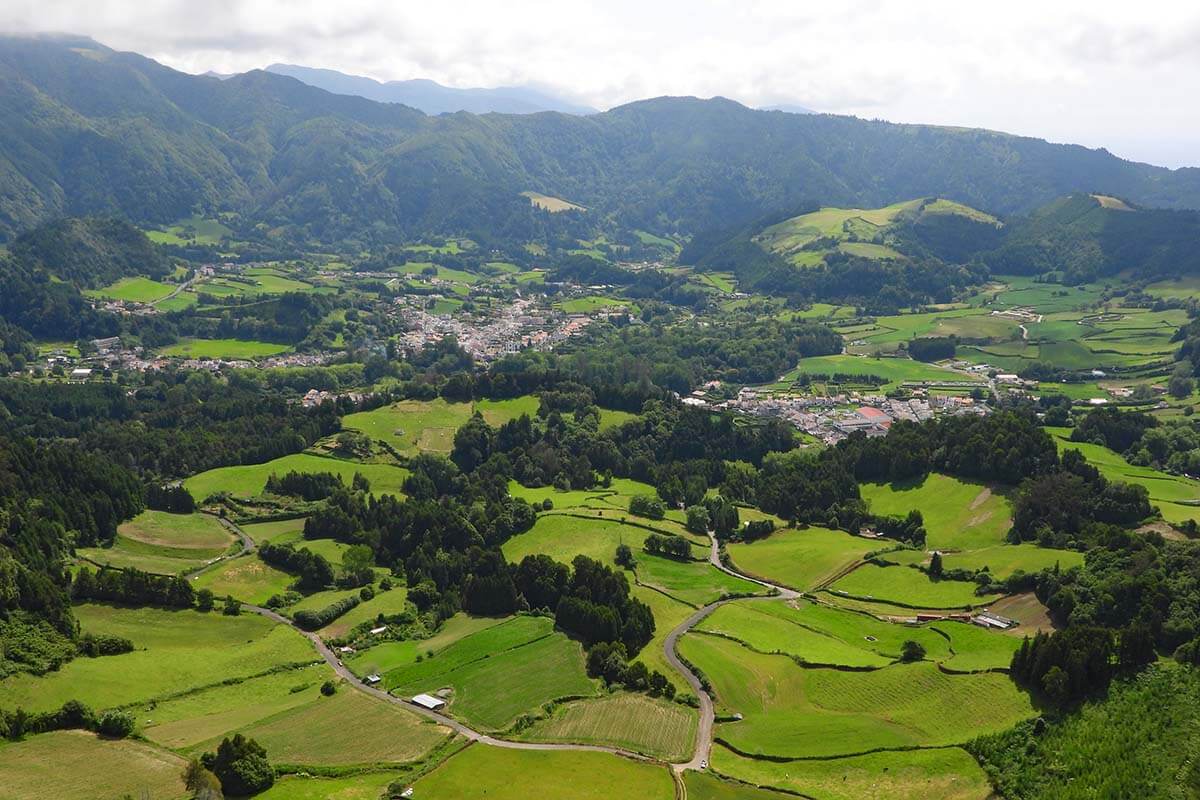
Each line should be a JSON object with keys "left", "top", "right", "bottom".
{"left": 1, "top": 0, "right": 1197, "bottom": 166}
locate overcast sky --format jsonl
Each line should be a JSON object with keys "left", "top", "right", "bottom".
{"left": 2, "top": 0, "right": 1198, "bottom": 167}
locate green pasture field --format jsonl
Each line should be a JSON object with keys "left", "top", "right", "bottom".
{"left": 724, "top": 526, "right": 875, "bottom": 590}
{"left": 631, "top": 584, "right": 696, "bottom": 692}
{"left": 403, "top": 238, "right": 474, "bottom": 255}
{"left": 120, "top": 510, "right": 231, "bottom": 550}
{"left": 780, "top": 355, "right": 974, "bottom": 391}
{"left": 838, "top": 241, "right": 906, "bottom": 260}
{"left": 414, "top": 744, "right": 674, "bottom": 799}
{"left": 930, "top": 620, "right": 1024, "bottom": 672}
{"left": 160, "top": 338, "right": 292, "bottom": 359}
{"left": 684, "top": 771, "right": 796, "bottom": 800}
{"left": 145, "top": 215, "right": 232, "bottom": 246}
{"left": 84, "top": 276, "right": 176, "bottom": 303}
{"left": 829, "top": 563, "right": 1000, "bottom": 609}
{"left": 520, "top": 692, "right": 696, "bottom": 761}
{"left": 503, "top": 513, "right": 684, "bottom": 567}
{"left": 260, "top": 534, "right": 350, "bottom": 568}
{"left": 256, "top": 771, "right": 401, "bottom": 800}
{"left": 986, "top": 276, "right": 1108, "bottom": 314}
{"left": 635, "top": 229, "right": 679, "bottom": 250}
{"left": 156, "top": 291, "right": 198, "bottom": 311}
{"left": 0, "top": 604, "right": 314, "bottom": 713}
{"left": 697, "top": 598, "right": 1020, "bottom": 670}
{"left": 1046, "top": 427, "right": 1200, "bottom": 524}
{"left": 698, "top": 271, "right": 736, "bottom": 292}
{"left": 696, "top": 600, "right": 942, "bottom": 668}
{"left": 710, "top": 744, "right": 992, "bottom": 800}
{"left": 190, "top": 554, "right": 295, "bottom": 604}
{"left": 633, "top": 553, "right": 766, "bottom": 606}
{"left": 317, "top": 586, "right": 410, "bottom": 639}
{"left": 556, "top": 295, "right": 632, "bottom": 313}
{"left": 940, "top": 543, "right": 1084, "bottom": 579}
{"left": 341, "top": 398, "right": 475, "bottom": 453}
{"left": 757, "top": 201, "right": 921, "bottom": 254}
{"left": 143, "top": 663, "right": 330, "bottom": 749}
{"left": 0, "top": 730, "right": 187, "bottom": 800}
{"left": 860, "top": 473, "right": 1011, "bottom": 551}
{"left": 680, "top": 633, "right": 1032, "bottom": 759}
{"left": 381, "top": 615, "right": 596, "bottom": 731}
{"left": 192, "top": 687, "right": 449, "bottom": 765}
{"left": 348, "top": 613, "right": 507, "bottom": 677}
{"left": 77, "top": 512, "right": 234, "bottom": 574}
{"left": 241, "top": 517, "right": 306, "bottom": 541}
{"left": 1144, "top": 275, "right": 1200, "bottom": 301}
{"left": 474, "top": 394, "right": 540, "bottom": 426}
{"left": 184, "top": 452, "right": 409, "bottom": 501}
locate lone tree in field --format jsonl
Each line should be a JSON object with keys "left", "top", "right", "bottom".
{"left": 900, "top": 640, "right": 926, "bottom": 662}
{"left": 202, "top": 734, "right": 274, "bottom": 796}
{"left": 929, "top": 551, "right": 944, "bottom": 579}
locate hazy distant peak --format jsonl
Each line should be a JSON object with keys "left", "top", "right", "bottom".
{"left": 263, "top": 63, "right": 596, "bottom": 116}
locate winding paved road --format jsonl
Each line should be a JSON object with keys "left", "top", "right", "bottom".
{"left": 239, "top": 526, "right": 798, "bottom": 772}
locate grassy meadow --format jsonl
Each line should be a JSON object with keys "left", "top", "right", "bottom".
{"left": 160, "top": 338, "right": 292, "bottom": 359}
{"left": 414, "top": 744, "right": 675, "bottom": 799}
{"left": 184, "top": 452, "right": 409, "bottom": 501}
{"left": 680, "top": 632, "right": 1033, "bottom": 759}
{"left": 379, "top": 615, "right": 596, "bottom": 731}
{"left": 829, "top": 563, "right": 999, "bottom": 609}
{"left": 0, "top": 731, "right": 188, "bottom": 800}
{"left": 0, "top": 605, "right": 314, "bottom": 713}
{"left": 724, "top": 526, "right": 875, "bottom": 590}
{"left": 520, "top": 692, "right": 697, "bottom": 761}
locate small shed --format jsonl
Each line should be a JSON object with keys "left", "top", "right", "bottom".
{"left": 369, "top": 625, "right": 388, "bottom": 635}
{"left": 411, "top": 693, "right": 447, "bottom": 711}
{"left": 364, "top": 673, "right": 382, "bottom": 685}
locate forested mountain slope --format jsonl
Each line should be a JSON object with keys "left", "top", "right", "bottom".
{"left": 2, "top": 35, "right": 1200, "bottom": 243}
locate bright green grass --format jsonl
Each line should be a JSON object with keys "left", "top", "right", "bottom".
{"left": 474, "top": 395, "right": 540, "bottom": 427}
{"left": 0, "top": 605, "right": 314, "bottom": 713}
{"left": 241, "top": 517, "right": 307, "bottom": 541}
{"left": 142, "top": 663, "right": 330, "bottom": 748}
{"left": 1046, "top": 427, "right": 1200, "bottom": 524}
{"left": 1144, "top": 275, "right": 1200, "bottom": 301}
{"left": 156, "top": 291, "right": 198, "bottom": 311}
{"left": 192, "top": 687, "right": 448, "bottom": 765}
{"left": 503, "top": 513, "right": 659, "bottom": 567}
{"left": 829, "top": 563, "right": 999, "bottom": 609}
{"left": 190, "top": 554, "right": 295, "bottom": 605}
{"left": 781, "top": 355, "right": 976, "bottom": 391}
{"left": 556, "top": 295, "right": 632, "bottom": 313}
{"left": 341, "top": 398, "right": 475, "bottom": 453}
{"left": 77, "top": 512, "right": 233, "bottom": 575}
{"left": 145, "top": 215, "right": 231, "bottom": 246}
{"left": 598, "top": 407, "right": 636, "bottom": 429}
{"left": 84, "top": 276, "right": 176, "bottom": 303}
{"left": 414, "top": 744, "right": 674, "bottom": 799}
{"left": 256, "top": 771, "right": 401, "bottom": 800}
{"left": 681, "top": 633, "right": 1032, "bottom": 759}
{"left": 0, "top": 730, "right": 188, "bottom": 800}
{"left": 725, "top": 526, "right": 876, "bottom": 591}
{"left": 520, "top": 692, "right": 696, "bottom": 761}
{"left": 184, "top": 453, "right": 409, "bottom": 501}
{"left": 860, "top": 474, "right": 1011, "bottom": 551}
{"left": 941, "top": 544, "right": 1083, "bottom": 579}
{"left": 382, "top": 615, "right": 596, "bottom": 731}
{"left": 685, "top": 771, "right": 796, "bottom": 800}
{"left": 318, "top": 586, "right": 410, "bottom": 639}
{"left": 630, "top": 585, "right": 695, "bottom": 692}
{"left": 931, "top": 621, "right": 1024, "bottom": 672}
{"left": 120, "top": 510, "right": 231, "bottom": 550}
{"left": 160, "top": 338, "right": 292, "bottom": 359}
{"left": 710, "top": 744, "right": 992, "bottom": 800}
{"left": 633, "top": 554, "right": 765, "bottom": 607}
{"left": 838, "top": 241, "right": 906, "bottom": 260}
{"left": 347, "top": 613, "right": 508, "bottom": 677}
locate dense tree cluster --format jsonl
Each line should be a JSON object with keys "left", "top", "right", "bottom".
{"left": 293, "top": 595, "right": 360, "bottom": 631}
{"left": 257, "top": 542, "right": 335, "bottom": 592}
{"left": 71, "top": 566, "right": 195, "bottom": 608}
{"left": 202, "top": 735, "right": 275, "bottom": 796}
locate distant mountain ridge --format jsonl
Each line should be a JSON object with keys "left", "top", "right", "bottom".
{"left": 264, "top": 63, "right": 597, "bottom": 115}
{"left": 1, "top": 34, "right": 1200, "bottom": 245}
